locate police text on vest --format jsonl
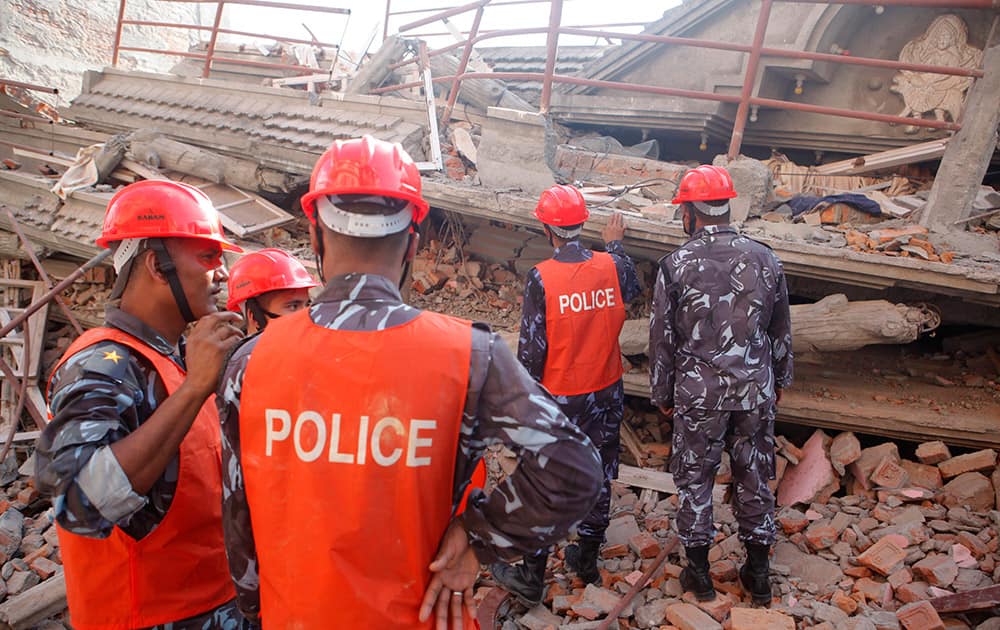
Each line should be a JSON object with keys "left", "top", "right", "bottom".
{"left": 557, "top": 288, "right": 616, "bottom": 315}
{"left": 264, "top": 409, "right": 435, "bottom": 466}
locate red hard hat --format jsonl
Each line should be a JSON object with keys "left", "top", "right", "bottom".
{"left": 672, "top": 165, "right": 738, "bottom": 204}
{"left": 533, "top": 185, "right": 589, "bottom": 227}
{"left": 97, "top": 180, "right": 242, "bottom": 251}
{"left": 226, "top": 248, "right": 319, "bottom": 311}
{"left": 300, "top": 135, "right": 430, "bottom": 226}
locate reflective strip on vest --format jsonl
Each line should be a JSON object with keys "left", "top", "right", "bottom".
{"left": 239, "top": 309, "right": 475, "bottom": 628}
{"left": 536, "top": 251, "right": 627, "bottom": 396}
{"left": 49, "top": 327, "right": 234, "bottom": 630}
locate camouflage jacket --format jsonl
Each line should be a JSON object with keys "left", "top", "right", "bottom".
{"left": 518, "top": 239, "right": 641, "bottom": 382}
{"left": 35, "top": 308, "right": 251, "bottom": 629}
{"left": 650, "top": 225, "right": 793, "bottom": 411}
{"left": 217, "top": 273, "right": 603, "bottom": 622}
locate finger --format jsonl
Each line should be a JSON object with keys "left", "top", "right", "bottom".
{"left": 464, "top": 588, "right": 476, "bottom": 619}
{"left": 450, "top": 589, "right": 463, "bottom": 630}
{"left": 435, "top": 588, "right": 449, "bottom": 630}
{"left": 418, "top": 574, "right": 443, "bottom": 622}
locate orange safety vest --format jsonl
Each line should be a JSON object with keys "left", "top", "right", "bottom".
{"left": 240, "top": 309, "right": 477, "bottom": 629}
{"left": 48, "top": 327, "right": 234, "bottom": 630}
{"left": 535, "top": 251, "right": 627, "bottom": 396}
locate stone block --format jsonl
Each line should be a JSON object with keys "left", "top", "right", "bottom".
{"left": 605, "top": 514, "right": 642, "bottom": 548}
{"left": 773, "top": 541, "right": 844, "bottom": 585}
{"left": 940, "top": 472, "right": 995, "bottom": 511}
{"left": 912, "top": 554, "right": 959, "bottom": 587}
{"left": 916, "top": 441, "right": 951, "bottom": 465}
{"left": 896, "top": 600, "right": 945, "bottom": 630}
{"left": 520, "top": 604, "right": 566, "bottom": 630}
{"left": 730, "top": 607, "right": 796, "bottom": 630}
{"left": 857, "top": 537, "right": 908, "bottom": 576}
{"left": 851, "top": 443, "right": 900, "bottom": 491}
{"left": 830, "top": 432, "right": 862, "bottom": 475}
{"left": 777, "top": 429, "right": 835, "bottom": 506}
{"left": 665, "top": 602, "right": 722, "bottom": 630}
{"left": 937, "top": 449, "right": 997, "bottom": 479}
{"left": 813, "top": 602, "right": 850, "bottom": 627}
{"left": 478, "top": 110, "right": 555, "bottom": 194}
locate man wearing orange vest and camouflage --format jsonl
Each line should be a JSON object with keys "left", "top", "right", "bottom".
{"left": 226, "top": 248, "right": 318, "bottom": 335}
{"left": 35, "top": 180, "right": 249, "bottom": 629}
{"left": 492, "top": 185, "right": 640, "bottom": 604}
{"left": 216, "top": 136, "right": 603, "bottom": 628}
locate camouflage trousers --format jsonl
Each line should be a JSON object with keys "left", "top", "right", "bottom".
{"left": 670, "top": 402, "right": 777, "bottom": 548}
{"left": 555, "top": 380, "right": 624, "bottom": 541}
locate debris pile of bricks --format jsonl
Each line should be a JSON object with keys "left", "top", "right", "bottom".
{"left": 0, "top": 452, "right": 66, "bottom": 628}
{"left": 488, "top": 427, "right": 1000, "bottom": 630}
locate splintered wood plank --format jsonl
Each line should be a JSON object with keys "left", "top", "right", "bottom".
{"left": 617, "top": 464, "right": 677, "bottom": 494}
{"left": 929, "top": 584, "right": 1000, "bottom": 613}
{"left": 170, "top": 174, "right": 293, "bottom": 237}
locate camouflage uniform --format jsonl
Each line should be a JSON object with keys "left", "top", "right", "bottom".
{"left": 649, "top": 225, "right": 793, "bottom": 548}
{"left": 217, "top": 273, "right": 603, "bottom": 622}
{"left": 519, "top": 239, "right": 640, "bottom": 540}
{"left": 35, "top": 307, "right": 253, "bottom": 630}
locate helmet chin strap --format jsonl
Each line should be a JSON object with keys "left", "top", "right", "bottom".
{"left": 399, "top": 223, "right": 419, "bottom": 292}
{"left": 148, "top": 239, "right": 197, "bottom": 324}
{"left": 246, "top": 297, "right": 274, "bottom": 331}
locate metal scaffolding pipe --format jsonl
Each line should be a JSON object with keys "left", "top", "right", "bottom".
{"left": 728, "top": 0, "right": 773, "bottom": 159}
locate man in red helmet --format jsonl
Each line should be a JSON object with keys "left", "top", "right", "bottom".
{"left": 491, "top": 185, "right": 640, "bottom": 604}
{"left": 35, "top": 180, "right": 250, "bottom": 629}
{"left": 226, "top": 248, "right": 318, "bottom": 335}
{"left": 216, "top": 136, "right": 602, "bottom": 628}
{"left": 649, "top": 165, "right": 793, "bottom": 606}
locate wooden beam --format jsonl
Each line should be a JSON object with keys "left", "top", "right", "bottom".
{"left": 616, "top": 464, "right": 677, "bottom": 494}
{"left": 929, "top": 584, "right": 1000, "bottom": 614}
{"left": 813, "top": 139, "right": 948, "bottom": 176}
{"left": 0, "top": 573, "right": 66, "bottom": 630}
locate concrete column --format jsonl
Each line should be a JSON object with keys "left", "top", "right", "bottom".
{"left": 922, "top": 18, "right": 1000, "bottom": 230}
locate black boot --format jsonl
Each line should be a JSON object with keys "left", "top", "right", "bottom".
{"left": 680, "top": 545, "right": 716, "bottom": 602}
{"left": 564, "top": 536, "right": 602, "bottom": 585}
{"left": 740, "top": 543, "right": 772, "bottom": 606}
{"left": 490, "top": 551, "right": 548, "bottom": 606}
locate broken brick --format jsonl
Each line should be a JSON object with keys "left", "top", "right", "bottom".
{"left": 776, "top": 507, "right": 810, "bottom": 534}
{"left": 628, "top": 532, "right": 660, "bottom": 559}
{"left": 900, "top": 460, "right": 943, "bottom": 491}
{"left": 681, "top": 591, "right": 733, "bottom": 623}
{"left": 916, "top": 441, "right": 951, "bottom": 465}
{"left": 857, "top": 536, "right": 907, "bottom": 576}
{"left": 871, "top": 457, "right": 909, "bottom": 489}
{"left": 849, "top": 442, "right": 900, "bottom": 490}
{"left": 29, "top": 556, "right": 59, "bottom": 580}
{"left": 665, "top": 602, "right": 723, "bottom": 630}
{"left": 854, "top": 577, "right": 892, "bottom": 606}
{"left": 939, "top": 472, "right": 995, "bottom": 511}
{"left": 805, "top": 521, "right": 839, "bottom": 550}
{"left": 829, "top": 432, "right": 862, "bottom": 476}
{"left": 912, "top": 554, "right": 959, "bottom": 588}
{"left": 777, "top": 430, "right": 835, "bottom": 506}
{"left": 936, "top": 449, "right": 997, "bottom": 479}
{"left": 956, "top": 531, "right": 990, "bottom": 558}
{"left": 729, "top": 607, "right": 796, "bottom": 630}
{"left": 896, "top": 581, "right": 930, "bottom": 603}
{"left": 896, "top": 600, "right": 945, "bottom": 630}
{"left": 832, "top": 590, "right": 859, "bottom": 615}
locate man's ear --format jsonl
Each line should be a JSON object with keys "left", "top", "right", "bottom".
{"left": 140, "top": 249, "right": 165, "bottom": 284}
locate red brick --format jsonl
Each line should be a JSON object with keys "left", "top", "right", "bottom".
{"left": 681, "top": 591, "right": 733, "bottom": 623}
{"left": 729, "top": 607, "right": 795, "bottom": 630}
{"left": 857, "top": 536, "right": 907, "bottom": 576}
{"left": 777, "top": 508, "right": 809, "bottom": 534}
{"left": 900, "top": 460, "right": 943, "bottom": 491}
{"left": 645, "top": 514, "right": 672, "bottom": 532}
{"left": 897, "top": 600, "right": 945, "bottom": 630}
{"left": 916, "top": 441, "right": 951, "bottom": 465}
{"left": 956, "top": 532, "right": 990, "bottom": 559}
{"left": 850, "top": 443, "right": 900, "bottom": 490}
{"left": 940, "top": 472, "right": 995, "bottom": 511}
{"left": 854, "top": 577, "right": 892, "bottom": 605}
{"left": 805, "top": 521, "right": 839, "bottom": 550}
{"left": 665, "top": 602, "right": 723, "bottom": 630}
{"left": 832, "top": 590, "right": 859, "bottom": 615}
{"left": 888, "top": 567, "right": 913, "bottom": 588}
{"left": 829, "top": 432, "right": 862, "bottom": 475}
{"left": 896, "top": 581, "right": 930, "bottom": 603}
{"left": 776, "top": 430, "right": 835, "bottom": 506}
{"left": 629, "top": 531, "right": 660, "bottom": 559}
{"left": 29, "top": 556, "right": 59, "bottom": 579}
{"left": 600, "top": 543, "right": 629, "bottom": 559}
{"left": 871, "top": 457, "right": 910, "bottom": 489}
{"left": 15, "top": 487, "right": 38, "bottom": 505}
{"left": 571, "top": 584, "right": 621, "bottom": 619}
{"left": 844, "top": 565, "right": 873, "bottom": 578}
{"left": 912, "top": 554, "right": 959, "bottom": 587}
{"left": 937, "top": 449, "right": 997, "bottom": 478}
{"left": 709, "top": 559, "right": 738, "bottom": 583}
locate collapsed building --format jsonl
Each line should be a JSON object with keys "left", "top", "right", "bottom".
{"left": 0, "top": 0, "right": 998, "bottom": 627}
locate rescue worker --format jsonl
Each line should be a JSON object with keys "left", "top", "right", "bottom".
{"left": 492, "top": 185, "right": 640, "bottom": 604}
{"left": 649, "top": 165, "right": 793, "bottom": 606}
{"left": 226, "top": 248, "right": 318, "bottom": 334}
{"left": 35, "top": 180, "right": 249, "bottom": 629}
{"left": 216, "top": 136, "right": 603, "bottom": 628}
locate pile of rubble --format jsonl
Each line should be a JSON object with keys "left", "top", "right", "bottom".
{"left": 0, "top": 453, "right": 66, "bottom": 628}
{"left": 486, "top": 416, "right": 1000, "bottom": 630}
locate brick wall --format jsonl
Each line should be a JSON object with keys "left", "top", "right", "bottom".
{"left": 0, "top": 0, "right": 204, "bottom": 104}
